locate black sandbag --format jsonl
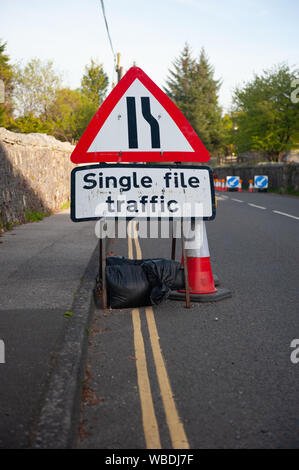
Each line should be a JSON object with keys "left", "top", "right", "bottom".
{"left": 142, "top": 259, "right": 185, "bottom": 290}
{"left": 107, "top": 256, "right": 185, "bottom": 289}
{"left": 142, "top": 259, "right": 185, "bottom": 305}
{"left": 106, "top": 264, "right": 152, "bottom": 309}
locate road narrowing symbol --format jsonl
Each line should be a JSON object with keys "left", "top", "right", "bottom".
{"left": 126, "top": 96, "right": 160, "bottom": 149}
{"left": 87, "top": 80, "right": 192, "bottom": 154}
{"left": 71, "top": 67, "right": 210, "bottom": 163}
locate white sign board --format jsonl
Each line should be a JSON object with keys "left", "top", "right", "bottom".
{"left": 88, "top": 79, "right": 193, "bottom": 154}
{"left": 226, "top": 176, "right": 240, "bottom": 189}
{"left": 254, "top": 175, "right": 268, "bottom": 189}
{"left": 71, "top": 164, "right": 215, "bottom": 221}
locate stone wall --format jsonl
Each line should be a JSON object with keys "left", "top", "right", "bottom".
{"left": 212, "top": 163, "right": 299, "bottom": 191}
{"left": 0, "top": 128, "right": 75, "bottom": 231}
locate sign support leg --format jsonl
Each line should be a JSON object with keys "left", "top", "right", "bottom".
{"left": 101, "top": 237, "right": 107, "bottom": 310}
{"left": 171, "top": 221, "right": 176, "bottom": 260}
{"left": 181, "top": 220, "right": 190, "bottom": 309}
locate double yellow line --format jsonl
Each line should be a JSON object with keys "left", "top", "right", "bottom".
{"left": 128, "top": 221, "right": 189, "bottom": 449}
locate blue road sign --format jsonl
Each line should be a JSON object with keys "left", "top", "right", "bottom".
{"left": 254, "top": 175, "right": 268, "bottom": 189}
{"left": 227, "top": 176, "right": 240, "bottom": 188}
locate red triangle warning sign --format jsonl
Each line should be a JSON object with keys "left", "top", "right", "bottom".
{"left": 70, "top": 67, "right": 210, "bottom": 164}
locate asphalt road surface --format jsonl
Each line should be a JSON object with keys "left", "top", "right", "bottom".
{"left": 76, "top": 191, "right": 299, "bottom": 449}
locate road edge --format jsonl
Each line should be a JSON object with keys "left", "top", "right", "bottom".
{"left": 32, "top": 244, "right": 98, "bottom": 449}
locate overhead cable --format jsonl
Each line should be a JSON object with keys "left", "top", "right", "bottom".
{"left": 100, "top": 0, "right": 116, "bottom": 62}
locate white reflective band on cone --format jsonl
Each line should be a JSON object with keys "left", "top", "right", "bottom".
{"left": 184, "top": 219, "right": 209, "bottom": 258}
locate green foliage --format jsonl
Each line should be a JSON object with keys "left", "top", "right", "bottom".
{"left": 81, "top": 59, "right": 109, "bottom": 107}
{"left": 0, "top": 39, "right": 14, "bottom": 126}
{"left": 232, "top": 64, "right": 299, "bottom": 161}
{"left": 25, "top": 209, "right": 49, "bottom": 222}
{"left": 47, "top": 88, "right": 97, "bottom": 142}
{"left": 5, "top": 53, "right": 107, "bottom": 142}
{"left": 269, "top": 185, "right": 299, "bottom": 196}
{"left": 12, "top": 58, "right": 62, "bottom": 119}
{"left": 9, "top": 113, "right": 51, "bottom": 134}
{"left": 5, "top": 221, "right": 13, "bottom": 231}
{"left": 64, "top": 311, "right": 73, "bottom": 318}
{"left": 72, "top": 93, "right": 98, "bottom": 141}
{"left": 164, "top": 44, "right": 223, "bottom": 154}
{"left": 60, "top": 200, "right": 71, "bottom": 210}
{"left": 219, "top": 113, "right": 239, "bottom": 156}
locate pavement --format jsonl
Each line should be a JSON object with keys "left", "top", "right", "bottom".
{"left": 0, "top": 210, "right": 98, "bottom": 449}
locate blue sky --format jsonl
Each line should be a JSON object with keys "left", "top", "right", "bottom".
{"left": 1, "top": 0, "right": 298, "bottom": 112}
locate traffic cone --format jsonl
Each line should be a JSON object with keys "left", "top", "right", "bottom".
{"left": 249, "top": 179, "right": 253, "bottom": 192}
{"left": 238, "top": 179, "right": 242, "bottom": 192}
{"left": 170, "top": 220, "right": 231, "bottom": 303}
{"left": 184, "top": 222, "right": 216, "bottom": 294}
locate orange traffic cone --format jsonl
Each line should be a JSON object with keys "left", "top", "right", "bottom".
{"left": 238, "top": 179, "right": 243, "bottom": 192}
{"left": 249, "top": 179, "right": 253, "bottom": 192}
{"left": 170, "top": 221, "right": 231, "bottom": 302}
{"left": 184, "top": 222, "right": 216, "bottom": 294}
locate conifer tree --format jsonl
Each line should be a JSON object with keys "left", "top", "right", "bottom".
{"left": 164, "top": 45, "right": 223, "bottom": 153}
{"left": 164, "top": 43, "right": 197, "bottom": 128}
{"left": 80, "top": 59, "right": 109, "bottom": 107}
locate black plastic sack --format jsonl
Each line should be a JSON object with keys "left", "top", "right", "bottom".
{"left": 142, "top": 259, "right": 184, "bottom": 290}
{"left": 106, "top": 257, "right": 185, "bottom": 308}
{"left": 106, "top": 256, "right": 184, "bottom": 288}
{"left": 106, "top": 264, "right": 152, "bottom": 309}
{"left": 142, "top": 259, "right": 184, "bottom": 305}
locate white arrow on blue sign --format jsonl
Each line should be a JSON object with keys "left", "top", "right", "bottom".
{"left": 226, "top": 176, "right": 240, "bottom": 188}
{"left": 254, "top": 175, "right": 268, "bottom": 189}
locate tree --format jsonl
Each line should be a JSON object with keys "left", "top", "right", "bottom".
{"left": 164, "top": 44, "right": 197, "bottom": 124}
{"left": 81, "top": 59, "right": 108, "bottom": 107}
{"left": 232, "top": 64, "right": 299, "bottom": 161}
{"left": 164, "top": 44, "right": 223, "bottom": 154}
{"left": 13, "top": 58, "right": 62, "bottom": 119}
{"left": 9, "top": 57, "right": 108, "bottom": 141}
{"left": 220, "top": 113, "right": 236, "bottom": 156}
{"left": 192, "top": 49, "right": 223, "bottom": 153}
{"left": 47, "top": 88, "right": 98, "bottom": 142}
{"left": 9, "top": 114, "right": 51, "bottom": 134}
{"left": 0, "top": 40, "right": 14, "bottom": 126}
